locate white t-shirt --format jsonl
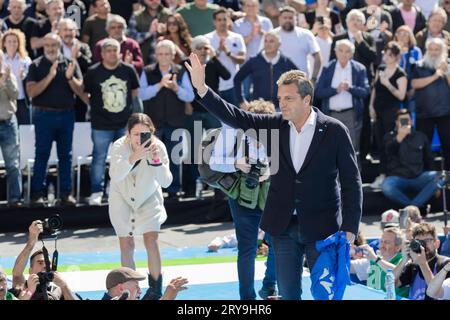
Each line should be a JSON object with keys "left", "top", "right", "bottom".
{"left": 415, "top": 0, "right": 438, "bottom": 18}
{"left": 441, "top": 278, "right": 450, "bottom": 300}
{"left": 274, "top": 26, "right": 320, "bottom": 77}
{"left": 205, "top": 30, "right": 246, "bottom": 91}
{"left": 351, "top": 258, "right": 371, "bottom": 281}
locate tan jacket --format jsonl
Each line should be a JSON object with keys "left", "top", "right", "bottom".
{"left": 0, "top": 73, "right": 18, "bottom": 121}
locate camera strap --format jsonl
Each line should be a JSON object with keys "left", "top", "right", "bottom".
{"left": 52, "top": 239, "right": 59, "bottom": 272}
{"left": 41, "top": 241, "right": 52, "bottom": 273}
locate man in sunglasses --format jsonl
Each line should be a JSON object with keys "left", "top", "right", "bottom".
{"left": 393, "top": 222, "right": 450, "bottom": 300}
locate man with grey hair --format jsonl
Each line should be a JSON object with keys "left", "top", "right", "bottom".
{"left": 412, "top": 37, "right": 450, "bottom": 170}
{"left": 93, "top": 14, "right": 144, "bottom": 74}
{"left": 26, "top": 33, "right": 83, "bottom": 207}
{"left": 58, "top": 18, "right": 92, "bottom": 121}
{"left": 4, "top": 0, "right": 37, "bottom": 58}
{"left": 139, "top": 39, "right": 194, "bottom": 198}
{"left": 233, "top": 31, "right": 297, "bottom": 107}
{"left": 316, "top": 39, "right": 370, "bottom": 155}
{"left": 415, "top": 7, "right": 450, "bottom": 57}
{"left": 350, "top": 227, "right": 409, "bottom": 298}
{"left": 83, "top": 38, "right": 140, "bottom": 206}
{"left": 30, "top": 0, "right": 65, "bottom": 57}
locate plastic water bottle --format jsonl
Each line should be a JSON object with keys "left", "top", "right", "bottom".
{"left": 195, "top": 177, "right": 203, "bottom": 199}
{"left": 385, "top": 269, "right": 396, "bottom": 300}
{"left": 47, "top": 183, "right": 55, "bottom": 207}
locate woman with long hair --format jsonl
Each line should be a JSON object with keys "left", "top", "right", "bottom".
{"left": 394, "top": 25, "right": 423, "bottom": 110}
{"left": 158, "top": 13, "right": 192, "bottom": 64}
{"left": 108, "top": 113, "right": 173, "bottom": 300}
{"left": 369, "top": 41, "right": 407, "bottom": 189}
{"left": 1, "top": 28, "right": 31, "bottom": 124}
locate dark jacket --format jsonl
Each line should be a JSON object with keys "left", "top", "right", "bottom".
{"left": 390, "top": 5, "right": 427, "bottom": 35}
{"left": 415, "top": 28, "right": 450, "bottom": 57}
{"left": 412, "top": 63, "right": 450, "bottom": 119}
{"left": 198, "top": 88, "right": 362, "bottom": 240}
{"left": 142, "top": 63, "right": 187, "bottom": 128}
{"left": 233, "top": 52, "right": 297, "bottom": 106}
{"left": 384, "top": 129, "right": 434, "bottom": 178}
{"left": 315, "top": 59, "right": 370, "bottom": 121}
{"left": 330, "top": 32, "right": 377, "bottom": 83}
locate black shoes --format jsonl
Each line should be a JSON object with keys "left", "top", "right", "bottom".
{"left": 142, "top": 274, "right": 162, "bottom": 300}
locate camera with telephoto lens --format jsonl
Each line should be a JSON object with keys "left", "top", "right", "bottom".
{"left": 244, "top": 160, "right": 267, "bottom": 189}
{"left": 38, "top": 214, "right": 63, "bottom": 240}
{"left": 35, "top": 271, "right": 54, "bottom": 295}
{"left": 409, "top": 239, "right": 424, "bottom": 254}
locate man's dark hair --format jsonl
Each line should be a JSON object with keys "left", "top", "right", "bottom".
{"left": 30, "top": 250, "right": 44, "bottom": 267}
{"left": 396, "top": 108, "right": 411, "bottom": 120}
{"left": 213, "top": 7, "right": 228, "bottom": 20}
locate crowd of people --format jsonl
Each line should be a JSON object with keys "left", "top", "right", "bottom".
{"left": 1, "top": 0, "right": 450, "bottom": 301}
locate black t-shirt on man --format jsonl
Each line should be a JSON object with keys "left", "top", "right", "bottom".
{"left": 84, "top": 61, "right": 140, "bottom": 130}
{"left": 26, "top": 55, "right": 82, "bottom": 109}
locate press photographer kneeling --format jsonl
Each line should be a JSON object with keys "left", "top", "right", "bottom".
{"left": 200, "top": 100, "right": 275, "bottom": 300}
{"left": 11, "top": 218, "right": 77, "bottom": 300}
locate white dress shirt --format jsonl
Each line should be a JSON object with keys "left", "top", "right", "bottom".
{"left": 329, "top": 61, "right": 353, "bottom": 111}
{"left": 3, "top": 53, "right": 31, "bottom": 100}
{"left": 289, "top": 109, "right": 316, "bottom": 215}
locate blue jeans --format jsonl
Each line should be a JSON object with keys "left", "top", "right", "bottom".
{"left": 90, "top": 128, "right": 126, "bottom": 193}
{"left": 271, "top": 215, "right": 320, "bottom": 300}
{"left": 228, "top": 198, "right": 263, "bottom": 300}
{"left": 381, "top": 171, "right": 439, "bottom": 207}
{"left": 155, "top": 126, "right": 180, "bottom": 194}
{"left": 219, "top": 88, "right": 239, "bottom": 107}
{"left": 0, "top": 115, "right": 21, "bottom": 202}
{"left": 32, "top": 109, "right": 75, "bottom": 196}
{"left": 262, "top": 233, "right": 277, "bottom": 289}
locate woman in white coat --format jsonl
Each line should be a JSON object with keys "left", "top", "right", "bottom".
{"left": 109, "top": 113, "right": 173, "bottom": 300}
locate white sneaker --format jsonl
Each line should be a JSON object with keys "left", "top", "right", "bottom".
{"left": 89, "top": 192, "right": 103, "bottom": 206}
{"left": 370, "top": 175, "right": 385, "bottom": 189}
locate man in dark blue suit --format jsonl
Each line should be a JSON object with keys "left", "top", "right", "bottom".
{"left": 185, "top": 53, "right": 363, "bottom": 300}
{"left": 316, "top": 39, "right": 370, "bottom": 155}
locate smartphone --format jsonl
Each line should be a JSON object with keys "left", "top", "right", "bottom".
{"left": 399, "top": 209, "right": 408, "bottom": 229}
{"left": 140, "top": 132, "right": 152, "bottom": 148}
{"left": 399, "top": 118, "right": 409, "bottom": 127}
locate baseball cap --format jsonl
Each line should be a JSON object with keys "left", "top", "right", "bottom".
{"left": 106, "top": 267, "right": 146, "bottom": 290}
{"left": 381, "top": 209, "right": 400, "bottom": 228}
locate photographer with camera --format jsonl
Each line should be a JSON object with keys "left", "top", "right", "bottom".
{"left": 11, "top": 220, "right": 77, "bottom": 300}
{"left": 380, "top": 109, "right": 439, "bottom": 211}
{"left": 108, "top": 112, "right": 172, "bottom": 300}
{"left": 350, "top": 227, "right": 409, "bottom": 298}
{"left": 393, "top": 222, "right": 450, "bottom": 300}
{"left": 208, "top": 99, "right": 276, "bottom": 300}
{"left": 102, "top": 267, "right": 188, "bottom": 300}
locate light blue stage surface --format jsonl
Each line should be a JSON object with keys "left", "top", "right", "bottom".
{"left": 76, "top": 278, "right": 394, "bottom": 300}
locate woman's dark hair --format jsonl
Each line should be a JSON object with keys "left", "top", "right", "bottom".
{"left": 165, "top": 13, "right": 192, "bottom": 53}
{"left": 385, "top": 41, "right": 402, "bottom": 57}
{"left": 127, "top": 113, "right": 156, "bottom": 133}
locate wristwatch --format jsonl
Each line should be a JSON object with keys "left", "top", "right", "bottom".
{"left": 375, "top": 256, "right": 382, "bottom": 264}
{"left": 226, "top": 51, "right": 231, "bottom": 57}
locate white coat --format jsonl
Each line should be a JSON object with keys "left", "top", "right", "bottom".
{"left": 108, "top": 136, "right": 173, "bottom": 237}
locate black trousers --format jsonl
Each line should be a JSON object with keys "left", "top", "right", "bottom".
{"left": 416, "top": 115, "right": 450, "bottom": 170}
{"left": 375, "top": 107, "right": 399, "bottom": 174}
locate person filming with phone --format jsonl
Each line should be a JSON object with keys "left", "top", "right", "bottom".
{"left": 108, "top": 112, "right": 173, "bottom": 300}
{"left": 380, "top": 109, "right": 439, "bottom": 211}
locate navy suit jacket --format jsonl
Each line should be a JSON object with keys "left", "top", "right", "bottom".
{"left": 198, "top": 88, "right": 362, "bottom": 241}
{"left": 315, "top": 59, "right": 370, "bottom": 121}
